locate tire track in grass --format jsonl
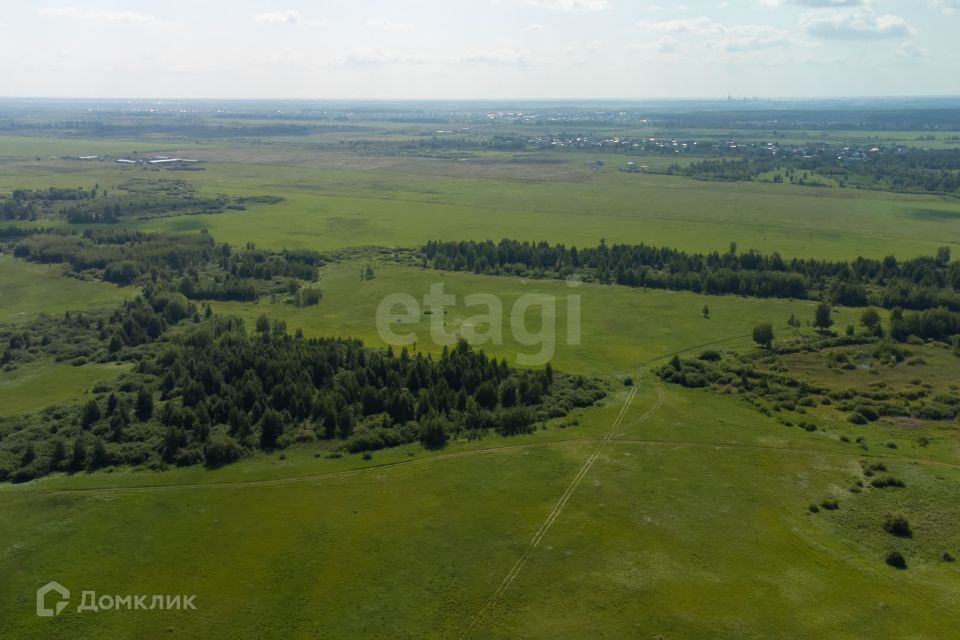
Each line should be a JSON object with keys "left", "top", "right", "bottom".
{"left": 13, "top": 426, "right": 957, "bottom": 502}
{"left": 461, "top": 379, "right": 664, "bottom": 639}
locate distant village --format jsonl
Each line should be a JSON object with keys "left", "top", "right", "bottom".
{"left": 511, "top": 133, "right": 923, "bottom": 164}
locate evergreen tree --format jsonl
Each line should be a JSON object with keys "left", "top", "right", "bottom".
{"left": 814, "top": 303, "right": 834, "bottom": 333}
{"left": 81, "top": 399, "right": 101, "bottom": 429}
{"left": 135, "top": 387, "right": 154, "bottom": 422}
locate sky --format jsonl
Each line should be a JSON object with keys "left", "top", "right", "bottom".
{"left": 0, "top": 0, "right": 957, "bottom": 99}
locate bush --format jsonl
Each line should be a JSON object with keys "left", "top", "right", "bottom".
{"left": 297, "top": 288, "right": 322, "bottom": 307}
{"left": 854, "top": 405, "right": 880, "bottom": 422}
{"left": 820, "top": 500, "right": 840, "bottom": 511}
{"left": 204, "top": 433, "right": 243, "bottom": 468}
{"left": 11, "top": 466, "right": 41, "bottom": 484}
{"left": 808, "top": 503, "right": 820, "bottom": 513}
{"left": 862, "top": 462, "right": 886, "bottom": 476}
{"left": 698, "top": 350, "right": 722, "bottom": 361}
{"left": 684, "top": 373, "right": 707, "bottom": 388}
{"left": 883, "top": 514, "right": 913, "bottom": 538}
{"left": 495, "top": 406, "right": 536, "bottom": 436}
{"left": 918, "top": 403, "right": 954, "bottom": 420}
{"left": 173, "top": 444, "right": 204, "bottom": 467}
{"left": 944, "top": 552, "right": 956, "bottom": 562}
{"left": 419, "top": 416, "right": 448, "bottom": 450}
{"left": 848, "top": 412, "right": 868, "bottom": 425}
{"left": 886, "top": 551, "right": 907, "bottom": 569}
{"left": 872, "top": 476, "right": 906, "bottom": 489}
{"left": 103, "top": 260, "right": 140, "bottom": 285}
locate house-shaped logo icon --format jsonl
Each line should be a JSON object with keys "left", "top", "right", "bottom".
{"left": 36, "top": 581, "right": 70, "bottom": 617}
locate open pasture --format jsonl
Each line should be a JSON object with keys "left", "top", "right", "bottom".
{"left": 0, "top": 254, "right": 132, "bottom": 325}
{"left": 1, "top": 135, "right": 959, "bottom": 261}
{"left": 211, "top": 261, "right": 861, "bottom": 375}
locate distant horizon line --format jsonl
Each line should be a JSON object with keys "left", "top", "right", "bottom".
{"left": 1, "top": 95, "right": 960, "bottom": 104}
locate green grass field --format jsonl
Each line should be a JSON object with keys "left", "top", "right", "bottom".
{"left": 1, "top": 136, "right": 959, "bottom": 261}
{"left": 0, "top": 254, "right": 133, "bottom": 324}
{"left": 0, "top": 359, "right": 131, "bottom": 417}
{"left": 3, "top": 130, "right": 960, "bottom": 639}
{"left": 213, "top": 261, "right": 861, "bottom": 375}
{"left": 4, "top": 379, "right": 959, "bottom": 638}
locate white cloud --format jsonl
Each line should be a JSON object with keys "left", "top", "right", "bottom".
{"left": 40, "top": 7, "right": 160, "bottom": 24}
{"left": 459, "top": 48, "right": 533, "bottom": 64}
{"left": 254, "top": 11, "right": 328, "bottom": 27}
{"left": 761, "top": 0, "right": 864, "bottom": 6}
{"left": 512, "top": 0, "right": 609, "bottom": 11}
{"left": 931, "top": 0, "right": 960, "bottom": 14}
{"left": 656, "top": 35, "right": 680, "bottom": 53}
{"left": 796, "top": 0, "right": 864, "bottom": 5}
{"left": 524, "top": 23, "right": 547, "bottom": 31}
{"left": 635, "top": 16, "right": 722, "bottom": 34}
{"left": 366, "top": 17, "right": 415, "bottom": 31}
{"left": 333, "top": 48, "right": 425, "bottom": 67}
{"left": 719, "top": 25, "right": 791, "bottom": 52}
{"left": 254, "top": 11, "right": 301, "bottom": 25}
{"left": 897, "top": 42, "right": 929, "bottom": 58}
{"left": 802, "top": 8, "right": 913, "bottom": 39}
{"left": 626, "top": 36, "right": 680, "bottom": 55}
{"left": 632, "top": 18, "right": 790, "bottom": 56}
{"left": 39, "top": 7, "right": 82, "bottom": 18}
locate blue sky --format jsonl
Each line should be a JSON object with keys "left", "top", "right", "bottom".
{"left": 0, "top": 0, "right": 957, "bottom": 98}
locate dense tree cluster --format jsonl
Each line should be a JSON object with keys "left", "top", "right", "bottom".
{"left": 1, "top": 187, "right": 93, "bottom": 219}
{"left": 891, "top": 307, "right": 960, "bottom": 342}
{"left": 424, "top": 239, "right": 960, "bottom": 310}
{"left": 13, "top": 228, "right": 216, "bottom": 274}
{"left": 2, "top": 179, "right": 283, "bottom": 223}
{"left": 149, "top": 321, "right": 603, "bottom": 462}
{"left": 0, "top": 304, "right": 604, "bottom": 482}
{"left": 9, "top": 229, "right": 323, "bottom": 301}
{"left": 1, "top": 294, "right": 197, "bottom": 368}
{"left": 62, "top": 179, "right": 238, "bottom": 223}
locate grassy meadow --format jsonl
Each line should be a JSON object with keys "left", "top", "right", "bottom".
{"left": 1, "top": 135, "right": 959, "bottom": 260}
{"left": 213, "top": 261, "right": 861, "bottom": 375}
{"left": 0, "top": 359, "right": 131, "bottom": 417}
{"left": 2, "top": 129, "right": 960, "bottom": 639}
{"left": 0, "top": 254, "right": 133, "bottom": 324}
{"left": 4, "top": 380, "right": 960, "bottom": 639}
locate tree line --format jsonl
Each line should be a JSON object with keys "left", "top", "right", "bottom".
{"left": 9, "top": 229, "right": 323, "bottom": 302}
{"left": 423, "top": 239, "right": 960, "bottom": 310}
{"left": 1, "top": 179, "right": 283, "bottom": 223}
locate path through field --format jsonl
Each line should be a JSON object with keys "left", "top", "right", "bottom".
{"left": 460, "top": 376, "right": 663, "bottom": 639}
